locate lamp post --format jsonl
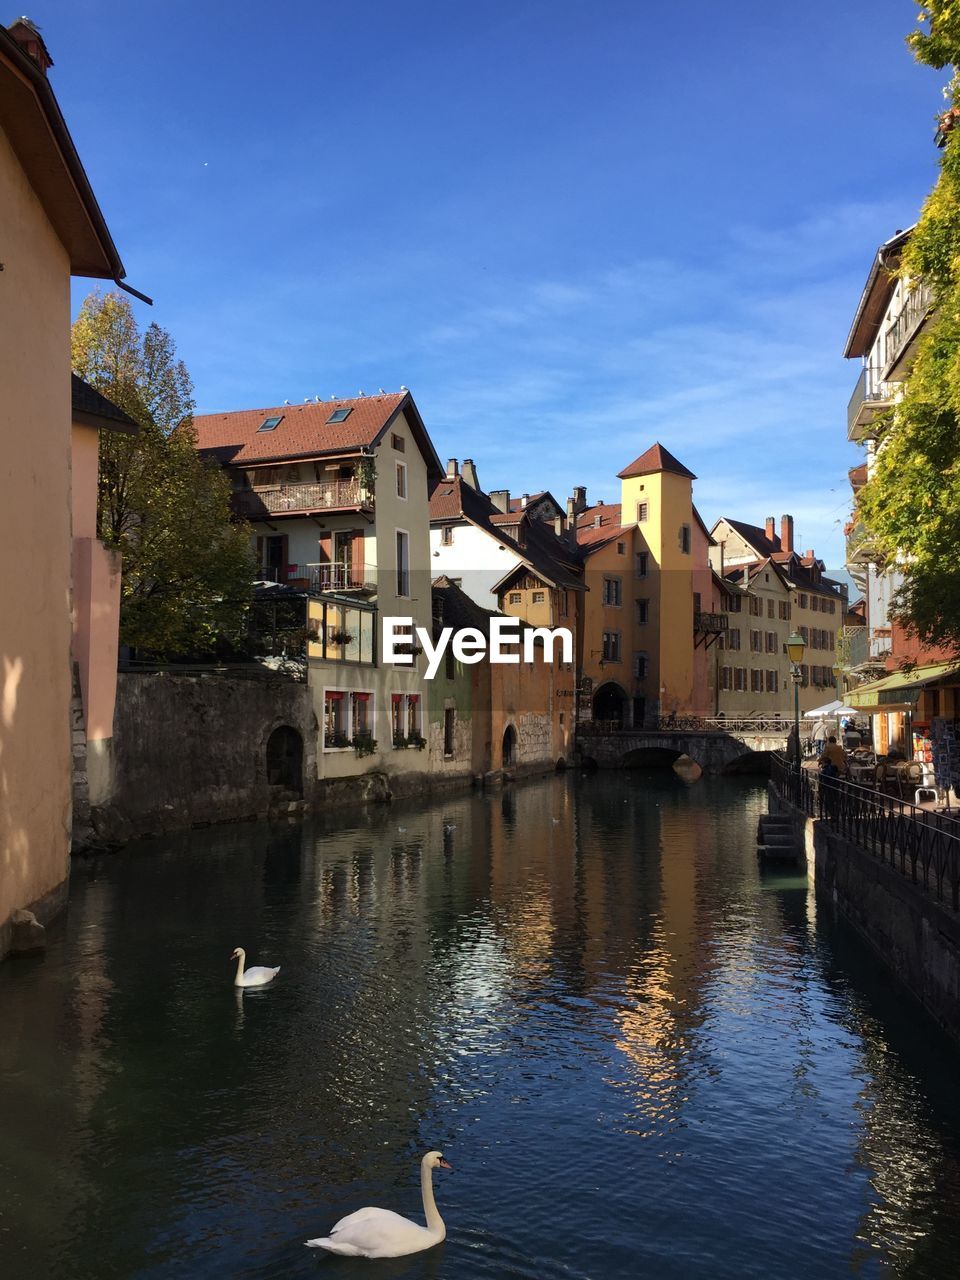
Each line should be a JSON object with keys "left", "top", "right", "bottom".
{"left": 786, "top": 631, "right": 806, "bottom": 771}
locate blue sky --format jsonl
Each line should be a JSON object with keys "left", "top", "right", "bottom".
{"left": 43, "top": 0, "right": 944, "bottom": 570}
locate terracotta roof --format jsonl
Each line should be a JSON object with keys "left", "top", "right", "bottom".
{"left": 719, "top": 517, "right": 781, "bottom": 558}
{"left": 71, "top": 373, "right": 138, "bottom": 434}
{"left": 617, "top": 442, "right": 696, "bottom": 481}
{"left": 192, "top": 391, "right": 441, "bottom": 478}
{"left": 576, "top": 502, "right": 622, "bottom": 529}
{"left": 507, "top": 491, "right": 546, "bottom": 512}
{"left": 844, "top": 227, "right": 913, "bottom": 360}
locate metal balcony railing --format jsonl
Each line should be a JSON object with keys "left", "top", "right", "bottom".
{"left": 884, "top": 280, "right": 934, "bottom": 375}
{"left": 305, "top": 562, "right": 376, "bottom": 594}
{"left": 235, "top": 478, "right": 369, "bottom": 517}
{"left": 847, "top": 364, "right": 893, "bottom": 441}
{"left": 845, "top": 520, "right": 879, "bottom": 567}
{"left": 694, "top": 611, "right": 728, "bottom": 633}
{"left": 838, "top": 625, "right": 891, "bottom": 670}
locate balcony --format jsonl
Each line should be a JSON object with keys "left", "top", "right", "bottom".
{"left": 845, "top": 519, "right": 880, "bottom": 568}
{"left": 694, "top": 611, "right": 728, "bottom": 649}
{"left": 847, "top": 364, "right": 893, "bottom": 442}
{"left": 883, "top": 280, "right": 934, "bottom": 380}
{"left": 235, "top": 478, "right": 371, "bottom": 519}
{"left": 256, "top": 562, "right": 376, "bottom": 596}
{"left": 838, "top": 625, "right": 891, "bottom": 672}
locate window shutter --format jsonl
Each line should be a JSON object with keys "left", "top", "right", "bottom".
{"left": 351, "top": 530, "right": 364, "bottom": 581}
{"left": 317, "top": 532, "right": 332, "bottom": 564}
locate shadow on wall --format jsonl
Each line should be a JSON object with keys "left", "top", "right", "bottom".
{"left": 722, "top": 750, "right": 774, "bottom": 776}
{"left": 266, "top": 725, "right": 304, "bottom": 795}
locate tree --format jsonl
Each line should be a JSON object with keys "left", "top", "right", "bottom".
{"left": 854, "top": 5, "right": 960, "bottom": 650}
{"left": 72, "top": 292, "right": 254, "bottom": 658}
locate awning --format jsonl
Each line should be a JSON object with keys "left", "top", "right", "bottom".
{"left": 846, "top": 659, "right": 960, "bottom": 713}
{"left": 803, "top": 700, "right": 861, "bottom": 719}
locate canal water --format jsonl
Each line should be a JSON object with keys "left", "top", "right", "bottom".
{"left": 3, "top": 772, "right": 960, "bottom": 1279}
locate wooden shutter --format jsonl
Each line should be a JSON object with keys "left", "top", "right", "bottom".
{"left": 317, "top": 532, "right": 332, "bottom": 563}
{"left": 351, "top": 530, "right": 364, "bottom": 583}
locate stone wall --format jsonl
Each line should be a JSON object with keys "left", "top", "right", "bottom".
{"left": 88, "top": 672, "right": 318, "bottom": 844}
{"left": 769, "top": 784, "right": 960, "bottom": 1049}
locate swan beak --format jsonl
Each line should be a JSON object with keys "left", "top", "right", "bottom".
{"left": 438, "top": 1157, "right": 453, "bottom": 1171}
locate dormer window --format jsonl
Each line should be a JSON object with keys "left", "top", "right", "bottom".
{"left": 257, "top": 415, "right": 282, "bottom": 433}
{"left": 327, "top": 407, "right": 352, "bottom": 424}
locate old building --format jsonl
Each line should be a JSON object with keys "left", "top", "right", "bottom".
{"left": 193, "top": 391, "right": 443, "bottom": 790}
{"left": 575, "top": 445, "right": 713, "bottom": 727}
{"left": 0, "top": 19, "right": 139, "bottom": 957}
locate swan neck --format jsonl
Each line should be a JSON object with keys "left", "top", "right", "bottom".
{"left": 234, "top": 950, "right": 245, "bottom": 983}
{"left": 420, "top": 1162, "right": 444, "bottom": 1237}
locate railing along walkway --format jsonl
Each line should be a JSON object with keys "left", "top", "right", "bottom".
{"left": 771, "top": 755, "right": 960, "bottom": 911}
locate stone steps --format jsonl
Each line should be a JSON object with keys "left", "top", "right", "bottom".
{"left": 757, "top": 813, "right": 802, "bottom": 866}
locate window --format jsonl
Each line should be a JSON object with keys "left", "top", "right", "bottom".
{"left": 799, "top": 625, "right": 808, "bottom": 643}
{"left": 602, "top": 578, "right": 622, "bottom": 606}
{"left": 351, "top": 692, "right": 373, "bottom": 740}
{"left": 396, "top": 530, "right": 410, "bottom": 596}
{"left": 749, "top": 596, "right": 763, "bottom": 617}
{"left": 602, "top": 631, "right": 621, "bottom": 662}
{"left": 509, "top": 591, "right": 522, "bottom": 604}
{"left": 801, "top": 664, "right": 809, "bottom": 687}
{"left": 728, "top": 594, "right": 742, "bottom": 613}
{"left": 734, "top": 667, "right": 747, "bottom": 692}
{"left": 680, "top": 524, "right": 691, "bottom": 555}
{"left": 635, "top": 598, "right": 649, "bottom": 625}
{"left": 635, "top": 551, "right": 648, "bottom": 578}
{"left": 406, "top": 694, "right": 421, "bottom": 738}
{"left": 391, "top": 432, "right": 405, "bottom": 452}
{"left": 637, "top": 502, "right": 648, "bottom": 522}
{"left": 828, "top": 630, "right": 835, "bottom": 650}
{"left": 765, "top": 670, "right": 778, "bottom": 693}
{"left": 532, "top": 590, "right": 545, "bottom": 604}
{"left": 720, "top": 666, "right": 732, "bottom": 690}
{"left": 798, "top": 592, "right": 808, "bottom": 608}
{"left": 256, "top": 415, "right": 282, "bottom": 433}
{"left": 327, "top": 407, "right": 352, "bottom": 424}
{"left": 396, "top": 461, "right": 407, "bottom": 499}
{"left": 810, "top": 596, "right": 819, "bottom": 612}
{"left": 445, "top": 643, "right": 455, "bottom": 679}
{"left": 750, "top": 629, "right": 762, "bottom": 652}
{"left": 634, "top": 651, "right": 648, "bottom": 680}
{"left": 444, "top": 707, "right": 455, "bottom": 757}
{"left": 391, "top": 693, "right": 421, "bottom": 745}
{"left": 559, "top": 590, "right": 569, "bottom": 618}
{"left": 324, "top": 690, "right": 347, "bottom": 745}
{"left": 767, "top": 599, "right": 775, "bottom": 619}
{"left": 726, "top": 628, "right": 741, "bottom": 651}
{"left": 765, "top": 631, "right": 777, "bottom": 653}
{"left": 779, "top": 600, "right": 791, "bottom": 620}
{"left": 617, "top": 541, "right": 625, "bottom": 555}
{"left": 440, "top": 526, "right": 453, "bottom": 546}
{"left": 750, "top": 669, "right": 763, "bottom": 692}
{"left": 827, "top": 599, "right": 836, "bottom": 615}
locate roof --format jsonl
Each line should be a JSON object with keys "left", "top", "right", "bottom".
{"left": 0, "top": 21, "right": 126, "bottom": 281}
{"left": 718, "top": 517, "right": 782, "bottom": 559}
{"left": 617, "top": 443, "right": 696, "bottom": 481}
{"left": 71, "top": 374, "right": 139, "bottom": 434}
{"left": 722, "top": 556, "right": 792, "bottom": 592}
{"left": 846, "top": 658, "right": 960, "bottom": 712}
{"left": 844, "top": 227, "right": 914, "bottom": 360}
{"left": 507, "top": 491, "right": 546, "bottom": 512}
{"left": 192, "top": 391, "right": 442, "bottom": 478}
{"left": 432, "top": 577, "right": 545, "bottom": 644}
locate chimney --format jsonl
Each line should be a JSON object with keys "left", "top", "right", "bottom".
{"left": 8, "top": 18, "right": 53, "bottom": 74}
{"left": 446, "top": 458, "right": 459, "bottom": 479}
{"left": 572, "top": 486, "right": 587, "bottom": 514}
{"left": 489, "top": 489, "right": 510, "bottom": 513}
{"left": 780, "top": 514, "right": 794, "bottom": 554}
{"left": 461, "top": 459, "right": 479, "bottom": 490}
{"left": 804, "top": 549, "right": 815, "bottom": 560}
{"left": 593, "top": 514, "right": 602, "bottom": 528}
{"left": 566, "top": 496, "right": 576, "bottom": 526}
{"left": 553, "top": 515, "right": 565, "bottom": 539}
{"left": 765, "top": 516, "right": 775, "bottom": 543}
{"left": 521, "top": 493, "right": 529, "bottom": 508}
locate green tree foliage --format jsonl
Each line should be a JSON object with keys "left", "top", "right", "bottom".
{"left": 854, "top": 5, "right": 960, "bottom": 650}
{"left": 72, "top": 292, "right": 254, "bottom": 658}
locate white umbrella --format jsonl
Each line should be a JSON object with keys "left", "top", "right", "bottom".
{"left": 803, "top": 700, "right": 861, "bottom": 719}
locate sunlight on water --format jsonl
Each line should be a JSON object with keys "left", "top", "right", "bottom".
{"left": 2, "top": 772, "right": 960, "bottom": 1279}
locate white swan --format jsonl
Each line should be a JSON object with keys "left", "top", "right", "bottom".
{"left": 230, "top": 947, "right": 280, "bottom": 988}
{"left": 305, "top": 1150, "right": 452, "bottom": 1258}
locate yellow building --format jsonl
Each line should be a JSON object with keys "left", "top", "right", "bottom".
{"left": 576, "top": 444, "right": 705, "bottom": 727}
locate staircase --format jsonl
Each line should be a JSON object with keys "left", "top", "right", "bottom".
{"left": 757, "top": 813, "right": 802, "bottom": 867}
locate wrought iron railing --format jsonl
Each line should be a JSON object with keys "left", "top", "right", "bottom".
{"left": 694, "top": 611, "right": 728, "bottom": 633}
{"left": 770, "top": 754, "right": 960, "bottom": 910}
{"left": 306, "top": 562, "right": 375, "bottom": 593}
{"left": 235, "top": 478, "right": 368, "bottom": 517}
{"left": 847, "top": 364, "right": 892, "bottom": 439}
{"left": 579, "top": 716, "right": 792, "bottom": 735}
{"left": 884, "top": 280, "right": 934, "bottom": 373}
{"left": 837, "top": 625, "right": 891, "bottom": 670}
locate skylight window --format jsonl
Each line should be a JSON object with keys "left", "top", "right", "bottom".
{"left": 257, "top": 415, "right": 282, "bottom": 433}
{"left": 327, "top": 407, "right": 352, "bottom": 424}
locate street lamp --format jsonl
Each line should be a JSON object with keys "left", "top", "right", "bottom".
{"left": 786, "top": 631, "right": 806, "bottom": 770}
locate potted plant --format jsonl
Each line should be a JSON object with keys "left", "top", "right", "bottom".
{"left": 353, "top": 734, "right": 378, "bottom": 758}
{"left": 326, "top": 731, "right": 350, "bottom": 749}
{"left": 393, "top": 733, "right": 408, "bottom": 750}
{"left": 328, "top": 629, "right": 354, "bottom": 646}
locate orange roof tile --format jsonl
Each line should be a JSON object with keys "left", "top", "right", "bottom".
{"left": 617, "top": 442, "right": 696, "bottom": 480}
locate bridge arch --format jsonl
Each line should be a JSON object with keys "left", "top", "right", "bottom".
{"left": 593, "top": 681, "right": 628, "bottom": 727}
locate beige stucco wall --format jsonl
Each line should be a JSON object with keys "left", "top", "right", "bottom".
{"left": 0, "top": 123, "right": 73, "bottom": 942}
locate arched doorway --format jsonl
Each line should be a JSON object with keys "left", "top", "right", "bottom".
{"left": 502, "top": 724, "right": 518, "bottom": 768}
{"left": 266, "top": 725, "right": 303, "bottom": 794}
{"left": 593, "top": 681, "right": 627, "bottom": 727}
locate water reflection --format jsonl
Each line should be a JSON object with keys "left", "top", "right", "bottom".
{"left": 1, "top": 773, "right": 960, "bottom": 1278}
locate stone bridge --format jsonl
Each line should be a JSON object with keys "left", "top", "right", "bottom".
{"left": 576, "top": 719, "right": 791, "bottom": 774}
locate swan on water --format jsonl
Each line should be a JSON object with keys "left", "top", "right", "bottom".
{"left": 305, "top": 1150, "right": 452, "bottom": 1258}
{"left": 230, "top": 947, "right": 280, "bottom": 988}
